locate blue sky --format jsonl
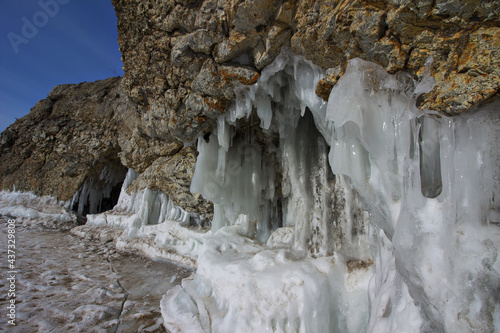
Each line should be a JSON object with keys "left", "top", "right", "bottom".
{"left": 0, "top": 0, "right": 124, "bottom": 132}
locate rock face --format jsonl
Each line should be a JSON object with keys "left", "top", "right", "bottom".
{"left": 0, "top": 77, "right": 127, "bottom": 201}
{"left": 0, "top": 77, "right": 211, "bottom": 217}
{"left": 113, "top": 0, "right": 499, "bottom": 144}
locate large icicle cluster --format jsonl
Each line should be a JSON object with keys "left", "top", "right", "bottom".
{"left": 163, "top": 49, "right": 500, "bottom": 332}
{"left": 326, "top": 58, "right": 500, "bottom": 332}
{"left": 190, "top": 50, "right": 370, "bottom": 258}
{"left": 84, "top": 169, "right": 207, "bottom": 267}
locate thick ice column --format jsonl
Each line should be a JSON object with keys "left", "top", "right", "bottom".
{"left": 281, "top": 111, "right": 337, "bottom": 256}
{"left": 327, "top": 57, "right": 500, "bottom": 332}
{"left": 190, "top": 129, "right": 279, "bottom": 240}
{"left": 190, "top": 134, "right": 221, "bottom": 202}
{"left": 418, "top": 116, "right": 442, "bottom": 198}
{"left": 114, "top": 168, "right": 139, "bottom": 212}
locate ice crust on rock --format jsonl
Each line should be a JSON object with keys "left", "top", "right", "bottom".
{"left": 88, "top": 169, "right": 194, "bottom": 233}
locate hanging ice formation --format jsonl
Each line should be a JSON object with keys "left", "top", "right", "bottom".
{"left": 87, "top": 169, "right": 196, "bottom": 237}
{"left": 177, "top": 48, "right": 500, "bottom": 332}
{"left": 190, "top": 50, "right": 371, "bottom": 258}
{"left": 70, "top": 165, "right": 127, "bottom": 215}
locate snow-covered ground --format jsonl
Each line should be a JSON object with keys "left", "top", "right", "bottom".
{"left": 0, "top": 213, "right": 191, "bottom": 332}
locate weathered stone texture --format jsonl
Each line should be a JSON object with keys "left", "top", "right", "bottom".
{"left": 0, "top": 77, "right": 127, "bottom": 200}
{"left": 0, "top": 77, "right": 212, "bottom": 217}
{"left": 113, "top": 0, "right": 499, "bottom": 120}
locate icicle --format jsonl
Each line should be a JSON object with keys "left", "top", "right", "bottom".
{"left": 254, "top": 91, "right": 272, "bottom": 129}
{"left": 171, "top": 48, "right": 499, "bottom": 333}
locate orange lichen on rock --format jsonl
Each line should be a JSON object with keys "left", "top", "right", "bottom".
{"left": 204, "top": 97, "right": 227, "bottom": 113}
{"left": 315, "top": 79, "right": 335, "bottom": 102}
{"left": 220, "top": 68, "right": 260, "bottom": 85}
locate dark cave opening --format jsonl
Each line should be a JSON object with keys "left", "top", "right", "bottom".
{"left": 71, "top": 165, "right": 128, "bottom": 216}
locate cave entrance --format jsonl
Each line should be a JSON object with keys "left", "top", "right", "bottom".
{"left": 71, "top": 164, "right": 128, "bottom": 216}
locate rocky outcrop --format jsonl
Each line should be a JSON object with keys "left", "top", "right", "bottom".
{"left": 0, "top": 77, "right": 212, "bottom": 217}
{"left": 295, "top": 0, "right": 500, "bottom": 114}
{"left": 0, "top": 77, "right": 127, "bottom": 201}
{"left": 113, "top": 0, "right": 499, "bottom": 145}
{"left": 1, "top": 0, "right": 498, "bottom": 218}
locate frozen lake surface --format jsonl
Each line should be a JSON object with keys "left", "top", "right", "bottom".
{"left": 0, "top": 217, "right": 191, "bottom": 332}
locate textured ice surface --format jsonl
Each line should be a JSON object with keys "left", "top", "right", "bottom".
{"left": 191, "top": 50, "right": 370, "bottom": 258}
{"left": 174, "top": 50, "right": 500, "bottom": 332}
{"left": 0, "top": 190, "right": 77, "bottom": 228}
{"left": 162, "top": 225, "right": 373, "bottom": 333}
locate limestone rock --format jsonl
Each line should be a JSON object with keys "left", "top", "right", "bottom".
{"left": 214, "top": 31, "right": 261, "bottom": 63}
{"left": 316, "top": 66, "right": 344, "bottom": 101}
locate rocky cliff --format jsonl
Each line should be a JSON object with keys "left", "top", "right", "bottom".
{"left": 0, "top": 77, "right": 126, "bottom": 203}
{"left": 113, "top": 0, "right": 499, "bottom": 147}
{"left": 2, "top": 0, "right": 498, "bottom": 215}
{"left": 0, "top": 77, "right": 211, "bottom": 217}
